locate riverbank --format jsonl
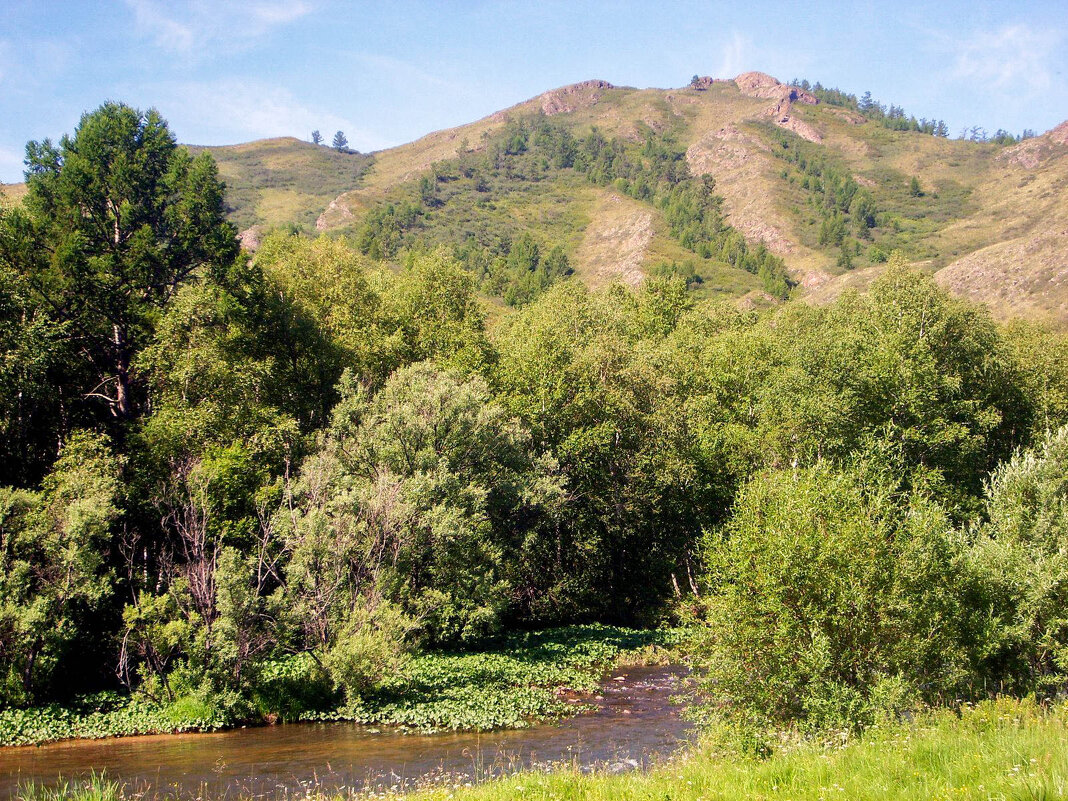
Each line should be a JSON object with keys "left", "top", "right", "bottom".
{"left": 0, "top": 626, "right": 684, "bottom": 747}
{"left": 4, "top": 664, "right": 692, "bottom": 797}
{"left": 422, "top": 697, "right": 1068, "bottom": 801}
{"left": 14, "top": 696, "right": 1067, "bottom": 801}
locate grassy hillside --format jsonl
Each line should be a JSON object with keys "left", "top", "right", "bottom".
{"left": 188, "top": 76, "right": 1068, "bottom": 321}
{"left": 0, "top": 182, "right": 27, "bottom": 206}
{"left": 188, "top": 137, "right": 373, "bottom": 231}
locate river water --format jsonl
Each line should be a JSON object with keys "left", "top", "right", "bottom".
{"left": 0, "top": 665, "right": 692, "bottom": 799}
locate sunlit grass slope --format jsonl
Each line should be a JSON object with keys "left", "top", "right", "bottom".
{"left": 188, "top": 137, "right": 373, "bottom": 231}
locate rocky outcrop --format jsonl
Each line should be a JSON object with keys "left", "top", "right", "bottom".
{"left": 769, "top": 95, "right": 823, "bottom": 143}
{"left": 734, "top": 72, "right": 818, "bottom": 105}
{"left": 238, "top": 225, "right": 263, "bottom": 252}
{"left": 999, "top": 120, "right": 1068, "bottom": 169}
{"left": 316, "top": 192, "right": 357, "bottom": 231}
{"left": 1051, "top": 120, "right": 1068, "bottom": 146}
{"left": 537, "top": 80, "right": 614, "bottom": 116}
{"left": 733, "top": 71, "right": 822, "bottom": 143}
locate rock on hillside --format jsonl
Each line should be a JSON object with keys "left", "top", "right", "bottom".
{"left": 734, "top": 71, "right": 822, "bottom": 142}
{"left": 734, "top": 72, "right": 817, "bottom": 105}
{"left": 1001, "top": 120, "right": 1068, "bottom": 169}
{"left": 537, "top": 80, "right": 615, "bottom": 116}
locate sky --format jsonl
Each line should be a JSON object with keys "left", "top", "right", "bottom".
{"left": 1, "top": 0, "right": 1066, "bottom": 184}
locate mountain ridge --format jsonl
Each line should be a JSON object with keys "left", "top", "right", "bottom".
{"left": 4, "top": 73, "right": 1067, "bottom": 323}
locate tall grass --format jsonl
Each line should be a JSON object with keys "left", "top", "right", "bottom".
{"left": 401, "top": 697, "right": 1067, "bottom": 801}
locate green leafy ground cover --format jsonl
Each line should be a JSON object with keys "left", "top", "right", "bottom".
{"left": 320, "top": 625, "right": 681, "bottom": 731}
{"left": 0, "top": 692, "right": 222, "bottom": 747}
{"left": 0, "top": 626, "right": 678, "bottom": 746}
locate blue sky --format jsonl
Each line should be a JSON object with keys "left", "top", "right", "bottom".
{"left": 1, "top": 1, "right": 1065, "bottom": 183}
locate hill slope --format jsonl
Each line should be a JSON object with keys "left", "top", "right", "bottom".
{"left": 207, "top": 72, "right": 1067, "bottom": 321}
{"left": 10, "top": 75, "right": 1068, "bottom": 321}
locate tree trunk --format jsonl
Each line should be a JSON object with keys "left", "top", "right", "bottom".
{"left": 113, "top": 324, "right": 132, "bottom": 419}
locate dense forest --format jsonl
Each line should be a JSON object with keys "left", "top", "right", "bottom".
{"left": 2, "top": 102, "right": 1068, "bottom": 737}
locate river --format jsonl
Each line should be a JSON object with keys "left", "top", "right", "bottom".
{"left": 0, "top": 664, "right": 692, "bottom": 799}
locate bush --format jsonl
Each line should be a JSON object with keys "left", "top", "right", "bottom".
{"left": 697, "top": 463, "right": 972, "bottom": 731}
{"left": 324, "top": 602, "right": 414, "bottom": 701}
{"left": 254, "top": 652, "right": 336, "bottom": 722}
{"left": 966, "top": 425, "right": 1068, "bottom": 694}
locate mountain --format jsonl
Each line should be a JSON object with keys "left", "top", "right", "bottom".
{"left": 8, "top": 73, "right": 1068, "bottom": 322}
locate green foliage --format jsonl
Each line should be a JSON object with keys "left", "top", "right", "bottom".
{"left": 0, "top": 253, "right": 76, "bottom": 486}
{"left": 384, "top": 249, "right": 494, "bottom": 376}
{"left": 967, "top": 426, "right": 1068, "bottom": 693}
{"left": 792, "top": 79, "right": 951, "bottom": 137}
{"left": 322, "top": 625, "right": 675, "bottom": 731}
{"left": 769, "top": 127, "right": 886, "bottom": 263}
{"left": 284, "top": 362, "right": 559, "bottom": 646}
{"left": 1, "top": 625, "right": 671, "bottom": 743}
{"left": 9, "top": 98, "right": 1068, "bottom": 750}
{"left": 1000, "top": 320, "right": 1068, "bottom": 440}
{"left": 494, "top": 280, "right": 715, "bottom": 621}
{"left": 21, "top": 102, "right": 239, "bottom": 420}
{"left": 0, "top": 432, "right": 120, "bottom": 704}
{"left": 688, "top": 260, "right": 1024, "bottom": 514}
{"left": 0, "top": 691, "right": 219, "bottom": 746}
{"left": 698, "top": 463, "right": 972, "bottom": 731}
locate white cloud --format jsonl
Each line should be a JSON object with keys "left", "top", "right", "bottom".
{"left": 142, "top": 79, "right": 391, "bottom": 151}
{"left": 353, "top": 52, "right": 478, "bottom": 98}
{"left": 124, "top": 0, "right": 315, "bottom": 56}
{"left": 716, "top": 30, "right": 751, "bottom": 79}
{"left": 948, "top": 24, "right": 1061, "bottom": 93}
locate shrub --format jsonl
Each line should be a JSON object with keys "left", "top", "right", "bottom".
{"left": 966, "top": 425, "right": 1068, "bottom": 694}
{"left": 697, "top": 463, "right": 972, "bottom": 731}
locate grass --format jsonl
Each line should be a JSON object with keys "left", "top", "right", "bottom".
{"left": 188, "top": 137, "right": 374, "bottom": 230}
{"left": 399, "top": 697, "right": 1067, "bottom": 801}
{"left": 16, "top": 697, "right": 1068, "bottom": 800}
